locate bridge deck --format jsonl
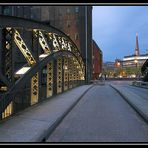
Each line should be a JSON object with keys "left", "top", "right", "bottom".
{"left": 0, "top": 85, "right": 92, "bottom": 142}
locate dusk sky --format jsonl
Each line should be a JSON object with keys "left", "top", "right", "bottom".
{"left": 92, "top": 6, "right": 148, "bottom": 62}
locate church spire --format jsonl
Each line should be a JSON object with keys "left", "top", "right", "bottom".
{"left": 135, "top": 33, "right": 140, "bottom": 56}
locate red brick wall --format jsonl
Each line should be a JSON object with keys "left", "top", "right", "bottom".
{"left": 92, "top": 41, "right": 102, "bottom": 80}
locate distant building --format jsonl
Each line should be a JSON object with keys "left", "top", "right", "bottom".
{"left": 103, "top": 62, "right": 115, "bottom": 71}
{"left": 92, "top": 40, "right": 103, "bottom": 80}
{"left": 115, "top": 59, "right": 122, "bottom": 68}
{"left": 122, "top": 54, "right": 148, "bottom": 68}
{"left": 122, "top": 33, "right": 148, "bottom": 68}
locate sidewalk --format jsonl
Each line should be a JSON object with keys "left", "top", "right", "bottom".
{"left": 0, "top": 85, "right": 93, "bottom": 142}
{"left": 110, "top": 84, "right": 148, "bottom": 123}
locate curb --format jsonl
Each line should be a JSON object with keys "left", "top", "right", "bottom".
{"left": 110, "top": 84, "right": 148, "bottom": 124}
{"left": 131, "top": 84, "right": 148, "bottom": 90}
{"left": 37, "top": 85, "right": 94, "bottom": 142}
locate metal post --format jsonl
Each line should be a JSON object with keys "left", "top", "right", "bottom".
{"left": 85, "top": 6, "right": 88, "bottom": 83}
{"left": 53, "top": 60, "right": 57, "bottom": 95}
{"left": 62, "top": 57, "right": 64, "bottom": 93}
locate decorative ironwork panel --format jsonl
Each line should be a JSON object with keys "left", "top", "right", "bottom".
{"left": 75, "top": 58, "right": 85, "bottom": 81}
{"left": 14, "top": 29, "right": 36, "bottom": 66}
{"left": 48, "top": 32, "right": 85, "bottom": 75}
{"left": 31, "top": 73, "right": 39, "bottom": 105}
{"left": 60, "top": 37, "right": 68, "bottom": 51}
{"left": 0, "top": 18, "right": 86, "bottom": 122}
{"left": 73, "top": 57, "right": 85, "bottom": 81}
{"left": 67, "top": 42, "right": 72, "bottom": 52}
{"left": 64, "top": 57, "right": 69, "bottom": 91}
{"left": 68, "top": 58, "right": 74, "bottom": 89}
{"left": 48, "top": 33, "right": 60, "bottom": 51}
{"left": 2, "top": 101, "right": 13, "bottom": 119}
{"left": 47, "top": 61, "right": 53, "bottom": 97}
{"left": 57, "top": 58, "right": 62, "bottom": 94}
{"left": 73, "top": 58, "right": 78, "bottom": 87}
{"left": 34, "top": 29, "right": 51, "bottom": 54}
{"left": 3, "top": 28, "right": 13, "bottom": 83}
{"left": 73, "top": 59, "right": 79, "bottom": 82}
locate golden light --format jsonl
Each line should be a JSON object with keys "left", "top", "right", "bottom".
{"left": 134, "top": 59, "right": 138, "bottom": 64}
{"left": 15, "top": 67, "right": 31, "bottom": 75}
{"left": 117, "top": 62, "right": 121, "bottom": 66}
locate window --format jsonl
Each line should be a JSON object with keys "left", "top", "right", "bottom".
{"left": 67, "top": 8, "right": 70, "bottom": 14}
{"left": 75, "top": 33, "right": 79, "bottom": 40}
{"left": 67, "top": 21, "right": 70, "bottom": 28}
{"left": 59, "top": 9, "right": 62, "bottom": 16}
{"left": 75, "top": 6, "right": 79, "bottom": 13}
{"left": 3, "top": 6, "right": 11, "bottom": 15}
{"left": 75, "top": 20, "right": 79, "bottom": 26}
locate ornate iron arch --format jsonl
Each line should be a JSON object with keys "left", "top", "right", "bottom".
{"left": 0, "top": 15, "right": 85, "bottom": 120}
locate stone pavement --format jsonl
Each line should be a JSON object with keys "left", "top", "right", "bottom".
{"left": 47, "top": 84, "right": 148, "bottom": 142}
{"left": 0, "top": 85, "right": 93, "bottom": 142}
{"left": 111, "top": 84, "right": 148, "bottom": 123}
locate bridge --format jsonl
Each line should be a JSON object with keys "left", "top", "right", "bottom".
{"left": 0, "top": 15, "right": 148, "bottom": 143}
{"left": 0, "top": 15, "right": 85, "bottom": 121}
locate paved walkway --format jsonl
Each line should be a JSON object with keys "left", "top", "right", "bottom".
{"left": 0, "top": 85, "right": 93, "bottom": 142}
{"left": 47, "top": 85, "right": 148, "bottom": 142}
{"left": 0, "top": 82, "right": 148, "bottom": 143}
{"left": 111, "top": 84, "right": 148, "bottom": 123}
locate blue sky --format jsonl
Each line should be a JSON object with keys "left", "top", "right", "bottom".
{"left": 92, "top": 6, "right": 148, "bottom": 62}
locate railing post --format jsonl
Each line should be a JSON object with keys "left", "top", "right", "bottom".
{"left": 57, "top": 57, "right": 62, "bottom": 94}
{"left": 0, "top": 29, "right": 2, "bottom": 74}
{"left": 68, "top": 58, "right": 73, "bottom": 89}
{"left": 47, "top": 61, "right": 54, "bottom": 98}
{"left": 53, "top": 59, "right": 57, "bottom": 95}
{"left": 2, "top": 28, "right": 14, "bottom": 87}
{"left": 62, "top": 57, "right": 64, "bottom": 93}
{"left": 38, "top": 70, "right": 43, "bottom": 102}
{"left": 0, "top": 99, "right": 2, "bottom": 121}
{"left": 63, "top": 56, "right": 69, "bottom": 91}
{"left": 31, "top": 73, "right": 39, "bottom": 106}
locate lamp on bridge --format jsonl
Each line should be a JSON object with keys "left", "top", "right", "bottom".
{"left": 134, "top": 59, "right": 138, "bottom": 68}
{"left": 117, "top": 62, "right": 121, "bottom": 67}
{"left": 115, "top": 59, "right": 121, "bottom": 68}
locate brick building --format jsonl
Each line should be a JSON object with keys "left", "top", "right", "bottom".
{"left": 92, "top": 40, "right": 103, "bottom": 80}
{"left": 31, "top": 6, "right": 93, "bottom": 82}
